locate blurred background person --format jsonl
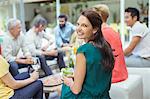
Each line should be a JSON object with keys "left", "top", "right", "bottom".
{"left": 0, "top": 55, "right": 43, "bottom": 99}
{"left": 124, "top": 7, "right": 150, "bottom": 67}
{"left": 93, "top": 4, "right": 128, "bottom": 83}
{"left": 25, "top": 17, "right": 66, "bottom": 76}
{"left": 54, "top": 14, "right": 76, "bottom": 48}
{"left": 1, "top": 19, "right": 33, "bottom": 77}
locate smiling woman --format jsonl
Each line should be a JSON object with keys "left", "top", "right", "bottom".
{"left": 61, "top": 9, "right": 114, "bottom": 99}
{"left": 76, "top": 15, "right": 95, "bottom": 42}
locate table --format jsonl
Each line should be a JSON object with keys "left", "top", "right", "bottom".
{"left": 44, "top": 84, "right": 62, "bottom": 99}
{"left": 40, "top": 73, "right": 62, "bottom": 99}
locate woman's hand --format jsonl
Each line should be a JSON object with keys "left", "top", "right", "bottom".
{"left": 63, "top": 76, "right": 74, "bottom": 87}
{"left": 30, "top": 71, "right": 39, "bottom": 81}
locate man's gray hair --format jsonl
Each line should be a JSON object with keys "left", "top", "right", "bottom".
{"left": 32, "top": 16, "right": 47, "bottom": 27}
{"left": 7, "top": 19, "right": 21, "bottom": 30}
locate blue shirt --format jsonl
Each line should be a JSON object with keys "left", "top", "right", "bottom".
{"left": 54, "top": 22, "right": 75, "bottom": 47}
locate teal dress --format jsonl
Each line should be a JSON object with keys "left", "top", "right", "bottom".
{"left": 61, "top": 43, "right": 112, "bottom": 99}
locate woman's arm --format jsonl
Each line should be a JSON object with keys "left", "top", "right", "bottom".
{"left": 64, "top": 53, "right": 86, "bottom": 94}
{"left": 1, "top": 71, "right": 39, "bottom": 89}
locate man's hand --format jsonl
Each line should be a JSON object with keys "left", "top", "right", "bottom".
{"left": 41, "top": 50, "right": 58, "bottom": 56}
{"left": 41, "top": 44, "right": 49, "bottom": 51}
{"left": 61, "top": 46, "right": 72, "bottom": 52}
{"left": 47, "top": 50, "right": 58, "bottom": 56}
{"left": 25, "top": 58, "right": 34, "bottom": 64}
{"left": 25, "top": 55, "right": 32, "bottom": 59}
{"left": 62, "top": 43, "right": 73, "bottom": 47}
{"left": 15, "top": 58, "right": 34, "bottom": 64}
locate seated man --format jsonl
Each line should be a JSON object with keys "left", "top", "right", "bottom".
{"left": 25, "top": 16, "right": 66, "bottom": 76}
{"left": 93, "top": 4, "right": 128, "bottom": 83}
{"left": 0, "top": 55, "right": 43, "bottom": 99}
{"left": 124, "top": 7, "right": 150, "bottom": 67}
{"left": 54, "top": 14, "right": 76, "bottom": 48}
{"left": 2, "top": 19, "right": 33, "bottom": 77}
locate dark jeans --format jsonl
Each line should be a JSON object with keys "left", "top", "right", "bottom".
{"left": 37, "top": 55, "right": 53, "bottom": 76}
{"left": 9, "top": 61, "right": 31, "bottom": 77}
{"left": 10, "top": 72, "right": 43, "bottom": 99}
{"left": 37, "top": 52, "right": 66, "bottom": 76}
{"left": 46, "top": 52, "right": 66, "bottom": 69}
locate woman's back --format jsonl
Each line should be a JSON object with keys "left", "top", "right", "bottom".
{"left": 102, "top": 26, "right": 128, "bottom": 83}
{"left": 61, "top": 43, "right": 112, "bottom": 98}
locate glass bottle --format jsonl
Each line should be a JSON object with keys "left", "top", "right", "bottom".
{"left": 69, "top": 57, "right": 74, "bottom": 68}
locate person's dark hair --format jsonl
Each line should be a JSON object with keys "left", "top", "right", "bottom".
{"left": 81, "top": 10, "right": 114, "bottom": 71}
{"left": 33, "top": 16, "right": 47, "bottom": 27}
{"left": 125, "top": 7, "right": 140, "bottom": 21}
{"left": 58, "top": 14, "right": 68, "bottom": 21}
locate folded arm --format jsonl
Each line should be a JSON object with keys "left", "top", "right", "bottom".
{"left": 124, "top": 36, "right": 141, "bottom": 56}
